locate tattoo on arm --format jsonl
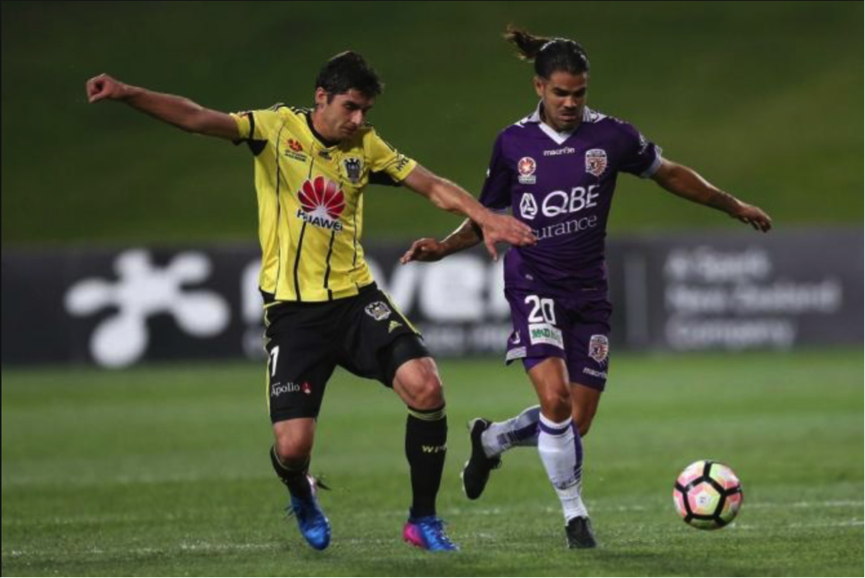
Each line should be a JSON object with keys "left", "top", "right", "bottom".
{"left": 469, "top": 220, "right": 484, "bottom": 240}
{"left": 441, "top": 219, "right": 483, "bottom": 256}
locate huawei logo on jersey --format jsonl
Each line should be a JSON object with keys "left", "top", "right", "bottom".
{"left": 296, "top": 176, "right": 345, "bottom": 232}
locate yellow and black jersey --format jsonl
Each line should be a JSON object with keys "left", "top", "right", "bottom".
{"left": 231, "top": 104, "right": 416, "bottom": 303}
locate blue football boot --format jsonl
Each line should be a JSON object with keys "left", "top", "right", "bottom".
{"left": 288, "top": 474, "right": 331, "bottom": 551}
{"left": 403, "top": 512, "right": 459, "bottom": 552}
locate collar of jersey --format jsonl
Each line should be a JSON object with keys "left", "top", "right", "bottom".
{"left": 304, "top": 111, "right": 341, "bottom": 149}
{"left": 522, "top": 101, "right": 594, "bottom": 146}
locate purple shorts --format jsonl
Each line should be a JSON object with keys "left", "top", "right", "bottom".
{"left": 504, "top": 287, "right": 612, "bottom": 390}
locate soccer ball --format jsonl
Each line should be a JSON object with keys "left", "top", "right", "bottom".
{"left": 673, "top": 460, "right": 743, "bottom": 530}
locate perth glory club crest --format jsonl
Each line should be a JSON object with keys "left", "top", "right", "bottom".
{"left": 588, "top": 334, "right": 609, "bottom": 364}
{"left": 585, "top": 148, "right": 607, "bottom": 177}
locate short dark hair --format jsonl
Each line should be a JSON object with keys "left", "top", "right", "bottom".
{"left": 504, "top": 25, "right": 590, "bottom": 79}
{"left": 315, "top": 51, "right": 384, "bottom": 100}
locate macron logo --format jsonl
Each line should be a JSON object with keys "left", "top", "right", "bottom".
{"left": 543, "top": 146, "right": 576, "bottom": 157}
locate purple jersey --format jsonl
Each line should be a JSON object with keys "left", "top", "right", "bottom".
{"left": 479, "top": 105, "right": 661, "bottom": 295}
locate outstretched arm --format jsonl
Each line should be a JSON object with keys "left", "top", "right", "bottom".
{"left": 400, "top": 217, "right": 484, "bottom": 264}
{"left": 85, "top": 73, "right": 239, "bottom": 140}
{"left": 402, "top": 164, "right": 535, "bottom": 260}
{"left": 651, "top": 159, "right": 772, "bottom": 232}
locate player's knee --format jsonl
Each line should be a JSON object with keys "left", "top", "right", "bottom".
{"left": 274, "top": 434, "right": 312, "bottom": 466}
{"left": 539, "top": 388, "right": 571, "bottom": 422}
{"left": 396, "top": 357, "right": 445, "bottom": 409}
{"left": 407, "top": 372, "right": 444, "bottom": 409}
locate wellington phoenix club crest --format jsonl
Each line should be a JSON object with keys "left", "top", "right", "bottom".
{"left": 518, "top": 156, "right": 537, "bottom": 184}
{"left": 364, "top": 301, "right": 391, "bottom": 321}
{"left": 343, "top": 157, "right": 362, "bottom": 184}
{"left": 588, "top": 334, "right": 609, "bottom": 364}
{"left": 585, "top": 148, "right": 608, "bottom": 177}
{"left": 296, "top": 176, "right": 345, "bottom": 231}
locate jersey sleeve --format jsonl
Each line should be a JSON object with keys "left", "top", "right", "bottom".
{"left": 617, "top": 121, "right": 662, "bottom": 178}
{"left": 478, "top": 133, "right": 512, "bottom": 211}
{"left": 366, "top": 129, "right": 417, "bottom": 184}
{"left": 230, "top": 108, "right": 282, "bottom": 155}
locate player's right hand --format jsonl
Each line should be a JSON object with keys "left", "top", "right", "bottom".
{"left": 477, "top": 211, "right": 537, "bottom": 261}
{"left": 400, "top": 238, "right": 446, "bottom": 264}
{"left": 86, "top": 73, "right": 129, "bottom": 103}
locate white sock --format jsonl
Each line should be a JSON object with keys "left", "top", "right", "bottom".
{"left": 480, "top": 405, "right": 541, "bottom": 457}
{"left": 537, "top": 413, "right": 587, "bottom": 522}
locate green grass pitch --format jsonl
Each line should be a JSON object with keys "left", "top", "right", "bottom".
{"left": 2, "top": 349, "right": 862, "bottom": 576}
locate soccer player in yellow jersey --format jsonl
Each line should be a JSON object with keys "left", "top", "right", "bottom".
{"left": 86, "top": 51, "right": 536, "bottom": 552}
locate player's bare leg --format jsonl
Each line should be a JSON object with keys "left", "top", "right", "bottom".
{"left": 570, "top": 382, "right": 601, "bottom": 437}
{"left": 392, "top": 356, "right": 444, "bottom": 411}
{"left": 270, "top": 419, "right": 331, "bottom": 550}
{"left": 392, "top": 357, "right": 457, "bottom": 551}
{"left": 273, "top": 418, "right": 316, "bottom": 468}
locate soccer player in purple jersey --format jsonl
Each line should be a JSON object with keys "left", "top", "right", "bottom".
{"left": 401, "top": 26, "right": 772, "bottom": 549}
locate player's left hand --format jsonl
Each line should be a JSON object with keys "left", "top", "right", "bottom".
{"left": 400, "top": 238, "right": 446, "bottom": 264}
{"left": 732, "top": 203, "right": 772, "bottom": 233}
{"left": 477, "top": 212, "right": 537, "bottom": 261}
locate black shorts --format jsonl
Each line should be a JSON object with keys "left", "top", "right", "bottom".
{"left": 263, "top": 283, "right": 430, "bottom": 423}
